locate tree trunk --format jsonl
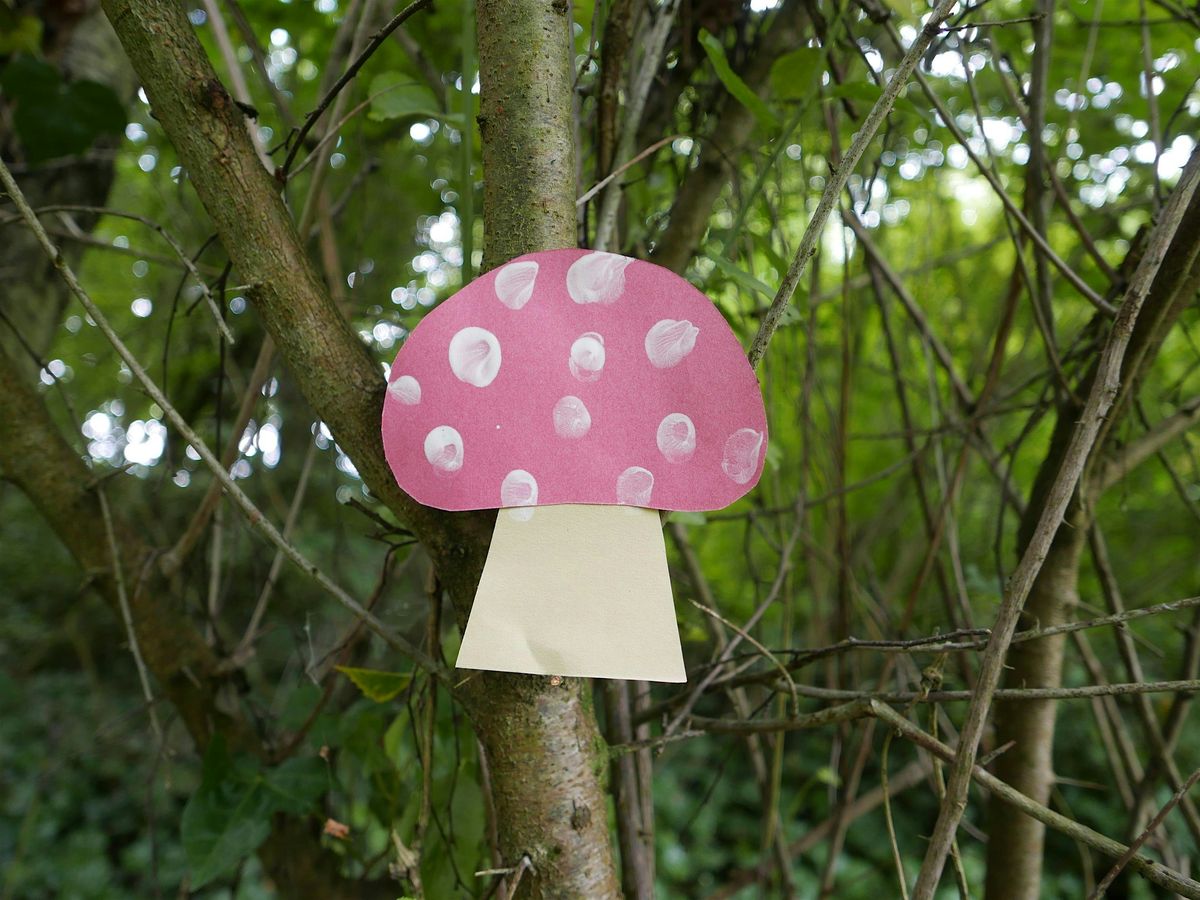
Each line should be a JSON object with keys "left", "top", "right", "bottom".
{"left": 95, "top": 0, "right": 622, "bottom": 891}
{"left": 457, "top": 0, "right": 622, "bottom": 894}
{"left": 650, "top": 0, "right": 806, "bottom": 273}
{"left": 985, "top": 530, "right": 1082, "bottom": 900}
{"left": 983, "top": 181, "right": 1200, "bottom": 899}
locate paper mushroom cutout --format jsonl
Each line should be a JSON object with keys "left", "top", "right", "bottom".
{"left": 382, "top": 249, "right": 768, "bottom": 682}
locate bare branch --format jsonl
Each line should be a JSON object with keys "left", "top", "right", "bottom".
{"left": 1098, "top": 394, "right": 1200, "bottom": 491}
{"left": 913, "top": 147, "right": 1200, "bottom": 898}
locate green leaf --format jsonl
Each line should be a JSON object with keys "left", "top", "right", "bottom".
{"left": 708, "top": 254, "right": 776, "bottom": 299}
{"left": 824, "top": 81, "right": 883, "bottom": 106}
{"left": 0, "top": 55, "right": 59, "bottom": 103}
{"left": 0, "top": 12, "right": 42, "bottom": 55}
{"left": 262, "top": 755, "right": 328, "bottom": 815}
{"left": 367, "top": 72, "right": 444, "bottom": 122}
{"left": 180, "top": 736, "right": 273, "bottom": 889}
{"left": 336, "top": 665, "right": 413, "bottom": 702}
{"left": 0, "top": 56, "right": 125, "bottom": 162}
{"left": 69, "top": 80, "right": 127, "bottom": 136}
{"left": 697, "top": 30, "right": 778, "bottom": 131}
{"left": 815, "top": 764, "right": 842, "bottom": 787}
{"left": 771, "top": 47, "right": 823, "bottom": 101}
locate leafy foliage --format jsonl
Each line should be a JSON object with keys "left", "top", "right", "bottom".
{"left": 0, "top": 56, "right": 125, "bottom": 162}
{"left": 336, "top": 665, "right": 414, "bottom": 701}
{"left": 181, "top": 737, "right": 327, "bottom": 887}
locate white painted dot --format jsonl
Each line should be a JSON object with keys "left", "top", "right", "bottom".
{"left": 501, "top": 469, "right": 538, "bottom": 521}
{"left": 566, "top": 252, "right": 632, "bottom": 304}
{"left": 657, "top": 413, "right": 696, "bottom": 462}
{"left": 449, "top": 326, "right": 501, "bottom": 387}
{"left": 553, "top": 396, "right": 592, "bottom": 438}
{"left": 722, "top": 429, "right": 764, "bottom": 485}
{"left": 388, "top": 375, "right": 421, "bottom": 405}
{"left": 569, "top": 333, "right": 605, "bottom": 382}
{"left": 424, "top": 425, "right": 463, "bottom": 474}
{"left": 494, "top": 260, "right": 539, "bottom": 310}
{"left": 616, "top": 467, "right": 654, "bottom": 505}
{"left": 645, "top": 319, "right": 699, "bottom": 368}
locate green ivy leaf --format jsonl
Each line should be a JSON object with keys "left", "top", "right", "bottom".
{"left": 697, "top": 30, "right": 778, "bottom": 131}
{"left": 180, "top": 736, "right": 273, "bottom": 889}
{"left": 262, "top": 755, "right": 328, "bottom": 815}
{"left": 336, "top": 665, "right": 413, "bottom": 702}
{"left": 0, "top": 56, "right": 125, "bottom": 162}
{"left": 0, "top": 55, "right": 58, "bottom": 101}
{"left": 181, "top": 738, "right": 329, "bottom": 888}
{"left": 69, "top": 80, "right": 127, "bottom": 136}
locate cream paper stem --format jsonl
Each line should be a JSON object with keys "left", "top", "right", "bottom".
{"left": 457, "top": 504, "right": 685, "bottom": 682}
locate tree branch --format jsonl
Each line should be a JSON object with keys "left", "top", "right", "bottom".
{"left": 99, "top": 0, "right": 492, "bottom": 602}
{"left": 912, "top": 147, "right": 1200, "bottom": 897}
{"left": 1098, "top": 394, "right": 1200, "bottom": 491}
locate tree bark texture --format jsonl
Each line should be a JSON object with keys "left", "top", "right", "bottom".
{"left": 95, "top": 0, "right": 622, "bottom": 893}
{"left": 985, "top": 532, "right": 1082, "bottom": 900}
{"left": 466, "top": 0, "right": 623, "bottom": 894}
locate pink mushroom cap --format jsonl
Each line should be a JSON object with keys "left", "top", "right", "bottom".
{"left": 381, "top": 248, "right": 768, "bottom": 512}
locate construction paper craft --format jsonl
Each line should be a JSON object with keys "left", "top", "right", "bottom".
{"left": 381, "top": 249, "right": 768, "bottom": 682}
{"left": 458, "top": 504, "right": 683, "bottom": 681}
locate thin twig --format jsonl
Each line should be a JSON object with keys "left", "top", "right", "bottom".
{"left": 1089, "top": 764, "right": 1200, "bottom": 896}
{"left": 889, "top": 24, "right": 1117, "bottom": 316}
{"left": 684, "top": 595, "right": 799, "bottom": 715}
{"left": 233, "top": 436, "right": 320, "bottom": 656}
{"left": 869, "top": 701, "right": 1200, "bottom": 898}
{"left": 577, "top": 134, "right": 682, "bottom": 206}
{"left": 2, "top": 205, "right": 235, "bottom": 344}
{"left": 771, "top": 677, "right": 1200, "bottom": 708}
{"left": 592, "top": 0, "right": 682, "bottom": 251}
{"left": 97, "top": 488, "right": 162, "bottom": 739}
{"left": 279, "top": 0, "right": 432, "bottom": 178}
